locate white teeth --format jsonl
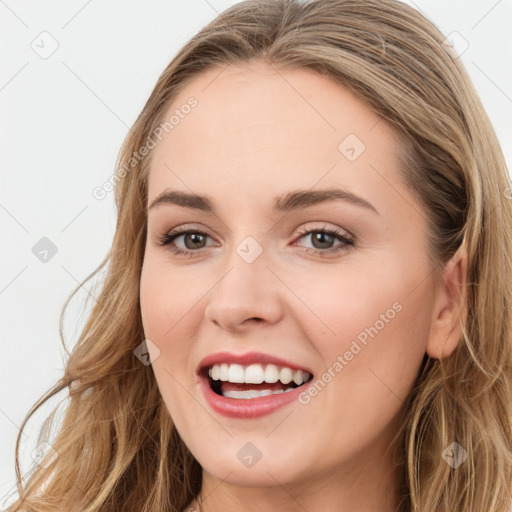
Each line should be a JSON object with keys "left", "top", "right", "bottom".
{"left": 264, "top": 364, "right": 279, "bottom": 383}
{"left": 219, "top": 363, "right": 229, "bottom": 381}
{"left": 293, "top": 370, "right": 306, "bottom": 385}
{"left": 228, "top": 364, "right": 245, "bottom": 383}
{"left": 245, "top": 364, "right": 265, "bottom": 384}
{"left": 207, "top": 363, "right": 310, "bottom": 385}
{"left": 279, "top": 367, "right": 293, "bottom": 385}
{"left": 223, "top": 387, "right": 296, "bottom": 399}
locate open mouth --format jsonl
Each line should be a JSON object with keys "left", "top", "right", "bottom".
{"left": 204, "top": 363, "right": 313, "bottom": 399}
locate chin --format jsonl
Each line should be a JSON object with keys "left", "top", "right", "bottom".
{"left": 187, "top": 435, "right": 307, "bottom": 487}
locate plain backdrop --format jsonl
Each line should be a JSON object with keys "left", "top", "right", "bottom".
{"left": 1, "top": 0, "right": 511, "bottom": 507}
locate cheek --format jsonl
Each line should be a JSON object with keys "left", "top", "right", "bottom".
{"left": 140, "top": 256, "right": 194, "bottom": 337}
{"left": 139, "top": 258, "right": 201, "bottom": 375}
{"left": 282, "top": 263, "right": 403, "bottom": 349}
{"left": 140, "top": 269, "right": 168, "bottom": 343}
{"left": 290, "top": 255, "right": 433, "bottom": 396}
{"left": 139, "top": 261, "right": 205, "bottom": 426}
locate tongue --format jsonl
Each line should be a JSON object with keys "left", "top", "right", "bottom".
{"left": 220, "top": 381, "right": 291, "bottom": 394}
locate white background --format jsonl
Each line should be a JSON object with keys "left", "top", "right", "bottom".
{"left": 1, "top": 0, "right": 511, "bottom": 507}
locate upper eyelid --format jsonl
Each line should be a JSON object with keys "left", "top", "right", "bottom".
{"left": 164, "top": 220, "right": 351, "bottom": 234}
{"left": 163, "top": 224, "right": 351, "bottom": 239}
{"left": 297, "top": 223, "right": 353, "bottom": 237}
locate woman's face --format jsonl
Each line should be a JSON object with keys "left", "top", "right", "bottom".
{"left": 140, "top": 61, "right": 439, "bottom": 501}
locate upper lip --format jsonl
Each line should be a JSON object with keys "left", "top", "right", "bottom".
{"left": 197, "top": 351, "right": 314, "bottom": 376}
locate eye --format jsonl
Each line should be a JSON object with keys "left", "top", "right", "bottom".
{"left": 155, "top": 224, "right": 355, "bottom": 258}
{"left": 156, "top": 226, "right": 217, "bottom": 257}
{"left": 294, "top": 225, "right": 354, "bottom": 256}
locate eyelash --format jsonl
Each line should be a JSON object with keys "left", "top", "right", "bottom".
{"left": 156, "top": 224, "right": 355, "bottom": 258}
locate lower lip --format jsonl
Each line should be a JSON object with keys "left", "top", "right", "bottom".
{"left": 198, "top": 376, "right": 307, "bottom": 419}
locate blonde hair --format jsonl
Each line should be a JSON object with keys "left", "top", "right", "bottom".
{"left": 8, "top": 0, "right": 512, "bottom": 510}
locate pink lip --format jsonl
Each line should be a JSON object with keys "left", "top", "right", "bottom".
{"left": 196, "top": 351, "right": 314, "bottom": 419}
{"left": 196, "top": 351, "right": 313, "bottom": 375}
{"left": 198, "top": 376, "right": 308, "bottom": 418}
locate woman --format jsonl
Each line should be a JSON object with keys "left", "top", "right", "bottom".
{"left": 9, "top": 0, "right": 512, "bottom": 510}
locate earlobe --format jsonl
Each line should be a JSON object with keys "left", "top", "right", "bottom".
{"left": 426, "top": 243, "right": 468, "bottom": 360}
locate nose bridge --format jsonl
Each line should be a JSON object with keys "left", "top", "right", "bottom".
{"left": 204, "top": 234, "right": 282, "bottom": 329}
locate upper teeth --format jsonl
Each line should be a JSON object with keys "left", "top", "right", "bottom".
{"left": 208, "top": 363, "right": 310, "bottom": 386}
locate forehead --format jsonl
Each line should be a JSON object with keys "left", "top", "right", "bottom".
{"left": 146, "top": 61, "right": 412, "bottom": 217}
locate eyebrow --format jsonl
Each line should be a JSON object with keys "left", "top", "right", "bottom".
{"left": 148, "top": 188, "right": 379, "bottom": 215}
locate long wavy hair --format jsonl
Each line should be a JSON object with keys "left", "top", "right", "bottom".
{"left": 7, "top": 0, "right": 512, "bottom": 510}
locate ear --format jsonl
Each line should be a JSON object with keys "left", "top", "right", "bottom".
{"left": 426, "top": 244, "right": 468, "bottom": 359}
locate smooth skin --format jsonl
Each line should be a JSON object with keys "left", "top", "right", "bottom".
{"left": 139, "top": 60, "right": 467, "bottom": 512}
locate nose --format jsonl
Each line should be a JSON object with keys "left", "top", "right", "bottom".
{"left": 203, "top": 248, "right": 284, "bottom": 332}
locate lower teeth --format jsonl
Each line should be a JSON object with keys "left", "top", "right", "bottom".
{"left": 223, "top": 388, "right": 295, "bottom": 399}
